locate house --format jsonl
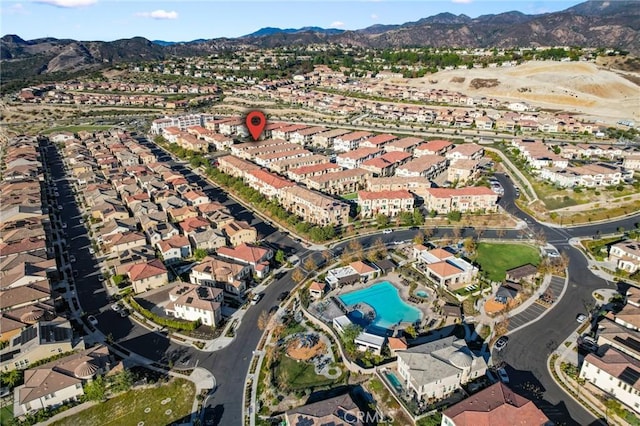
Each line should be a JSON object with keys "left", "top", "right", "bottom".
{"left": 222, "top": 220, "right": 257, "bottom": 247}
{"left": 13, "top": 346, "right": 112, "bottom": 417}
{"left": 354, "top": 332, "right": 386, "bottom": 355}
{"left": 384, "top": 137, "right": 423, "bottom": 154}
{"left": 414, "top": 246, "right": 478, "bottom": 290}
{"left": 165, "top": 283, "right": 223, "bottom": 327}
{"left": 309, "top": 281, "right": 328, "bottom": 299}
{"left": 609, "top": 240, "right": 640, "bottom": 274}
{"left": 126, "top": 259, "right": 168, "bottom": 294}
{"left": 396, "top": 156, "right": 448, "bottom": 179}
{"left": 447, "top": 160, "right": 480, "bottom": 185}
{"left": 189, "top": 228, "right": 227, "bottom": 251}
{"left": 336, "top": 148, "right": 382, "bottom": 170}
{"left": 388, "top": 336, "right": 408, "bottom": 355}
{"left": 182, "top": 190, "right": 210, "bottom": 206}
{"left": 395, "top": 336, "right": 487, "bottom": 401}
{"left": 506, "top": 264, "right": 538, "bottom": 282}
{"left": 216, "top": 244, "right": 273, "bottom": 278}
{"left": 0, "top": 318, "right": 78, "bottom": 372}
{"left": 245, "top": 169, "right": 295, "bottom": 199}
{"left": 103, "top": 231, "right": 146, "bottom": 255}
{"left": 145, "top": 222, "right": 180, "bottom": 246}
{"left": 441, "top": 382, "right": 550, "bottom": 426}
{"left": 325, "top": 261, "right": 379, "bottom": 287}
{"left": 613, "top": 303, "right": 640, "bottom": 332}
{"left": 357, "top": 190, "right": 415, "bottom": 218}
{"left": 284, "top": 392, "right": 364, "bottom": 426}
{"left": 580, "top": 346, "right": 640, "bottom": 414}
{"left": 190, "top": 256, "right": 251, "bottom": 296}
{"left": 332, "top": 131, "right": 372, "bottom": 152}
{"left": 156, "top": 235, "right": 192, "bottom": 264}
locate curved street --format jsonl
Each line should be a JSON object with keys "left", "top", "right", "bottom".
{"left": 49, "top": 136, "right": 640, "bottom": 426}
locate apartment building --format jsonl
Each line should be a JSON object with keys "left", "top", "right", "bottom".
{"left": 423, "top": 187, "right": 498, "bottom": 214}
{"left": 414, "top": 140, "right": 453, "bottom": 157}
{"left": 359, "top": 134, "right": 398, "bottom": 149}
{"left": 311, "top": 128, "right": 351, "bottom": 148}
{"left": 245, "top": 169, "right": 295, "bottom": 199}
{"left": 384, "top": 137, "right": 424, "bottom": 154}
{"left": 396, "top": 156, "right": 448, "bottom": 179}
{"left": 337, "top": 147, "right": 382, "bottom": 170}
{"left": 445, "top": 143, "right": 484, "bottom": 162}
{"left": 305, "top": 168, "right": 371, "bottom": 195}
{"left": 217, "top": 155, "right": 261, "bottom": 179}
{"left": 279, "top": 186, "right": 350, "bottom": 226}
{"left": 332, "top": 131, "right": 372, "bottom": 152}
{"left": 287, "top": 163, "right": 343, "bottom": 182}
{"left": 539, "top": 163, "right": 625, "bottom": 188}
{"left": 357, "top": 190, "right": 415, "bottom": 218}
{"left": 366, "top": 176, "right": 433, "bottom": 199}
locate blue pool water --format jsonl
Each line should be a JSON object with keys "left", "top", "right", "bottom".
{"left": 416, "top": 290, "right": 429, "bottom": 298}
{"left": 386, "top": 372, "right": 403, "bottom": 393}
{"left": 339, "top": 282, "right": 422, "bottom": 330}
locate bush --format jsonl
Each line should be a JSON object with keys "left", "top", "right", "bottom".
{"left": 447, "top": 211, "right": 462, "bottom": 222}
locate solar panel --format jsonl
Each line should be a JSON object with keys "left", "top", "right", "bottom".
{"left": 186, "top": 297, "right": 193, "bottom": 304}
{"left": 619, "top": 367, "right": 640, "bottom": 386}
{"left": 613, "top": 336, "right": 640, "bottom": 352}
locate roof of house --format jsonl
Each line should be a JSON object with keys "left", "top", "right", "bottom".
{"left": 157, "top": 235, "right": 191, "bottom": 252}
{"left": 585, "top": 346, "right": 640, "bottom": 391}
{"left": 388, "top": 336, "right": 408, "bottom": 350}
{"left": 358, "top": 189, "right": 414, "bottom": 201}
{"left": 506, "top": 264, "right": 538, "bottom": 280}
{"left": 216, "top": 243, "right": 270, "bottom": 265}
{"left": 285, "top": 393, "right": 363, "bottom": 426}
{"left": 416, "top": 139, "right": 453, "bottom": 152}
{"left": 443, "top": 382, "right": 550, "bottom": 426}
{"left": 428, "top": 261, "right": 463, "bottom": 277}
{"left": 349, "top": 260, "right": 378, "bottom": 275}
{"left": 127, "top": 259, "right": 167, "bottom": 282}
{"left": 426, "top": 186, "right": 497, "bottom": 198}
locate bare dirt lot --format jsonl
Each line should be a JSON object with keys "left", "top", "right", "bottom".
{"left": 407, "top": 61, "right": 640, "bottom": 125}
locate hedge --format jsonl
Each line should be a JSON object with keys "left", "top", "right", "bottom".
{"left": 127, "top": 296, "right": 200, "bottom": 332}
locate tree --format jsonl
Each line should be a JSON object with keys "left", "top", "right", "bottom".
{"left": 376, "top": 214, "right": 389, "bottom": 228}
{"left": 369, "top": 238, "right": 387, "bottom": 261}
{"left": 275, "top": 249, "right": 286, "bottom": 265}
{"left": 452, "top": 226, "right": 462, "bottom": 239}
{"left": 0, "top": 369, "right": 21, "bottom": 387}
{"left": 423, "top": 226, "right": 434, "bottom": 239}
{"left": 299, "top": 287, "right": 311, "bottom": 308}
{"left": 346, "top": 239, "right": 364, "bottom": 262}
{"left": 292, "top": 268, "right": 305, "bottom": 283}
{"left": 111, "top": 369, "right": 134, "bottom": 393}
{"left": 258, "top": 310, "right": 270, "bottom": 330}
{"left": 303, "top": 256, "right": 317, "bottom": 272}
{"left": 341, "top": 324, "right": 364, "bottom": 356}
{"left": 496, "top": 228, "right": 506, "bottom": 239}
{"left": 412, "top": 208, "right": 424, "bottom": 226}
{"left": 475, "top": 226, "right": 486, "bottom": 239}
{"left": 322, "top": 249, "right": 332, "bottom": 265}
{"left": 533, "top": 229, "right": 547, "bottom": 246}
{"left": 463, "top": 237, "right": 477, "bottom": 257}
{"left": 193, "top": 248, "right": 208, "bottom": 261}
{"left": 84, "top": 375, "right": 107, "bottom": 401}
{"left": 404, "top": 324, "right": 417, "bottom": 339}
{"left": 494, "top": 315, "right": 510, "bottom": 337}
{"left": 413, "top": 231, "right": 425, "bottom": 245}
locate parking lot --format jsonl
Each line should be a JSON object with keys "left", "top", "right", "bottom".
{"left": 507, "top": 276, "right": 565, "bottom": 332}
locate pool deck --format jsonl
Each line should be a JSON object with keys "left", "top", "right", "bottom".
{"left": 329, "top": 273, "right": 434, "bottom": 327}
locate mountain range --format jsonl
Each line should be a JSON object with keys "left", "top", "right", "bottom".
{"left": 1, "top": 0, "right": 639, "bottom": 83}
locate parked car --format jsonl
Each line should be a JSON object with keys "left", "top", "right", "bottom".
{"left": 89, "top": 247, "right": 95, "bottom": 254}
{"left": 268, "top": 306, "right": 279, "bottom": 315}
{"left": 576, "top": 313, "right": 588, "bottom": 323}
{"left": 69, "top": 255, "right": 76, "bottom": 263}
{"left": 277, "top": 291, "right": 290, "bottom": 302}
{"left": 87, "top": 315, "right": 98, "bottom": 326}
{"left": 382, "top": 229, "right": 393, "bottom": 234}
{"left": 251, "top": 293, "right": 263, "bottom": 305}
{"left": 111, "top": 304, "right": 121, "bottom": 312}
{"left": 61, "top": 222, "right": 67, "bottom": 229}
{"left": 494, "top": 336, "right": 509, "bottom": 351}
{"left": 497, "top": 368, "right": 510, "bottom": 383}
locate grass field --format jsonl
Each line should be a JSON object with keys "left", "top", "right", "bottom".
{"left": 476, "top": 242, "right": 541, "bottom": 282}
{"left": 42, "top": 125, "right": 114, "bottom": 135}
{"left": 276, "top": 355, "right": 336, "bottom": 390}
{"left": 1, "top": 405, "right": 13, "bottom": 426}
{"left": 50, "top": 378, "right": 194, "bottom": 426}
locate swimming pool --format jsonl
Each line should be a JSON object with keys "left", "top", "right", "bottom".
{"left": 339, "top": 282, "right": 422, "bottom": 330}
{"left": 385, "top": 372, "right": 403, "bottom": 393}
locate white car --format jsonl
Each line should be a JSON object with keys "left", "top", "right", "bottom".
{"left": 61, "top": 222, "right": 67, "bottom": 229}
{"left": 497, "top": 368, "right": 509, "bottom": 384}
{"left": 251, "top": 293, "right": 263, "bottom": 305}
{"left": 69, "top": 255, "right": 76, "bottom": 263}
{"left": 58, "top": 205, "right": 63, "bottom": 210}
{"left": 87, "top": 315, "right": 98, "bottom": 326}
{"left": 576, "top": 313, "right": 588, "bottom": 323}
{"left": 111, "top": 303, "right": 121, "bottom": 312}
{"left": 382, "top": 229, "right": 393, "bottom": 234}
{"left": 89, "top": 247, "right": 95, "bottom": 254}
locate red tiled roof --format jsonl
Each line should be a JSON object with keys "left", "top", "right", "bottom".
{"left": 127, "top": 259, "right": 167, "bottom": 282}
{"left": 358, "top": 190, "right": 413, "bottom": 200}
{"left": 426, "top": 187, "right": 496, "bottom": 198}
{"left": 217, "top": 243, "right": 270, "bottom": 264}
{"left": 443, "top": 382, "right": 549, "bottom": 426}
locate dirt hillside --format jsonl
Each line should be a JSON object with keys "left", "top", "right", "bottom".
{"left": 407, "top": 61, "right": 639, "bottom": 125}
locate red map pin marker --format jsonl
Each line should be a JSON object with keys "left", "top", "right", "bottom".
{"left": 245, "top": 111, "right": 266, "bottom": 141}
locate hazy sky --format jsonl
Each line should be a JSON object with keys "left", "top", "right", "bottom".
{"left": 1, "top": 0, "right": 583, "bottom": 41}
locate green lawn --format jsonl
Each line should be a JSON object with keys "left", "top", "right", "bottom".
{"left": 42, "top": 125, "right": 114, "bottom": 135}
{"left": 475, "top": 242, "right": 540, "bottom": 282}
{"left": 50, "top": 378, "right": 194, "bottom": 426}
{"left": 1, "top": 405, "right": 13, "bottom": 426}
{"left": 276, "top": 355, "right": 336, "bottom": 390}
